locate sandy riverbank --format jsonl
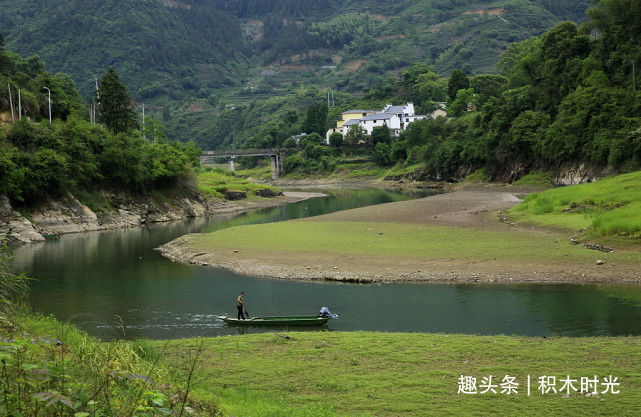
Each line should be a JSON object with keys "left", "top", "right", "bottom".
{"left": 157, "top": 189, "right": 641, "bottom": 284}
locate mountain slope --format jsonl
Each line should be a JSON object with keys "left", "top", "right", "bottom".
{"left": 0, "top": 0, "right": 247, "bottom": 101}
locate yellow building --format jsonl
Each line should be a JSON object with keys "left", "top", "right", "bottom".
{"left": 326, "top": 109, "right": 376, "bottom": 143}
{"left": 336, "top": 110, "right": 376, "bottom": 129}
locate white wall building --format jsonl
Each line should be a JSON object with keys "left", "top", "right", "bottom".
{"left": 330, "top": 102, "right": 428, "bottom": 142}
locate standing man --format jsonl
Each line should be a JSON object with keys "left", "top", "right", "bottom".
{"left": 237, "top": 291, "right": 247, "bottom": 320}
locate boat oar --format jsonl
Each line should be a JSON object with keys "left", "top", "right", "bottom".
{"left": 244, "top": 307, "right": 250, "bottom": 318}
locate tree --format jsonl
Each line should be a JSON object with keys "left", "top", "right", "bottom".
{"left": 98, "top": 68, "right": 138, "bottom": 133}
{"left": 0, "top": 33, "right": 11, "bottom": 74}
{"left": 448, "top": 69, "right": 470, "bottom": 102}
{"left": 282, "top": 137, "right": 297, "bottom": 148}
{"left": 470, "top": 75, "right": 508, "bottom": 106}
{"left": 302, "top": 103, "right": 328, "bottom": 136}
{"left": 371, "top": 126, "right": 391, "bottom": 145}
{"left": 344, "top": 125, "right": 366, "bottom": 147}
{"left": 448, "top": 88, "right": 475, "bottom": 117}
{"left": 373, "top": 142, "right": 393, "bottom": 166}
{"left": 329, "top": 132, "right": 343, "bottom": 147}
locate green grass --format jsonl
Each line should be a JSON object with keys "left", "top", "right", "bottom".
{"left": 334, "top": 161, "right": 389, "bottom": 179}
{"left": 198, "top": 168, "right": 279, "bottom": 198}
{"left": 235, "top": 164, "right": 274, "bottom": 181}
{"left": 514, "top": 171, "right": 555, "bottom": 187}
{"left": 385, "top": 162, "right": 425, "bottom": 178}
{"left": 188, "top": 221, "right": 641, "bottom": 265}
{"left": 509, "top": 171, "right": 641, "bottom": 238}
{"left": 154, "top": 332, "right": 641, "bottom": 417}
{"left": 464, "top": 167, "right": 489, "bottom": 183}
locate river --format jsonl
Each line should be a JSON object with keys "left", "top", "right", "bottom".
{"left": 13, "top": 187, "right": 641, "bottom": 340}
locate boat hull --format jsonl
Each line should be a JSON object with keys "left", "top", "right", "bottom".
{"left": 220, "top": 315, "right": 330, "bottom": 326}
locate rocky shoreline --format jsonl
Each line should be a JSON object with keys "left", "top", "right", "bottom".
{"left": 0, "top": 190, "right": 317, "bottom": 247}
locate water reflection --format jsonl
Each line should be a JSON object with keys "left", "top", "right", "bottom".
{"left": 13, "top": 187, "right": 641, "bottom": 340}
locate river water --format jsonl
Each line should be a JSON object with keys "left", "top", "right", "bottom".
{"left": 13, "top": 187, "right": 641, "bottom": 340}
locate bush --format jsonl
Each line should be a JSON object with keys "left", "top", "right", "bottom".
{"left": 282, "top": 137, "right": 297, "bottom": 148}
{"left": 329, "top": 132, "right": 343, "bottom": 147}
{"left": 371, "top": 126, "right": 391, "bottom": 145}
{"left": 373, "top": 142, "right": 393, "bottom": 166}
{"left": 283, "top": 154, "right": 303, "bottom": 172}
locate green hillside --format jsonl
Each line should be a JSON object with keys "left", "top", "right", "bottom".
{"left": 0, "top": 43, "right": 200, "bottom": 206}
{"left": 0, "top": 0, "right": 591, "bottom": 144}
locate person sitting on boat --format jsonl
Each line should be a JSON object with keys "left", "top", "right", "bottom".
{"left": 319, "top": 306, "right": 338, "bottom": 319}
{"left": 237, "top": 291, "right": 247, "bottom": 320}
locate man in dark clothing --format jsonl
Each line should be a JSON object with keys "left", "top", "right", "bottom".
{"left": 237, "top": 291, "right": 247, "bottom": 320}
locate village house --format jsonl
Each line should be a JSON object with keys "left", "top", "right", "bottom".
{"left": 325, "top": 109, "right": 376, "bottom": 142}
{"left": 326, "top": 103, "right": 431, "bottom": 143}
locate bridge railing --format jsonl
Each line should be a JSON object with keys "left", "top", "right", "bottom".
{"left": 201, "top": 148, "right": 296, "bottom": 157}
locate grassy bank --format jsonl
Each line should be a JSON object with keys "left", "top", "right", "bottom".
{"left": 187, "top": 221, "right": 640, "bottom": 266}
{"left": 508, "top": 171, "right": 641, "bottom": 239}
{"left": 235, "top": 159, "right": 428, "bottom": 182}
{"left": 197, "top": 167, "right": 280, "bottom": 199}
{"left": 154, "top": 332, "right": 641, "bottom": 417}
{"left": 164, "top": 189, "right": 641, "bottom": 283}
{"left": 1, "top": 313, "right": 215, "bottom": 416}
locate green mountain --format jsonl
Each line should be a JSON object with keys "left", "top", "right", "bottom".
{"left": 0, "top": 0, "right": 592, "bottom": 147}
{"left": 1, "top": 1, "right": 590, "bottom": 100}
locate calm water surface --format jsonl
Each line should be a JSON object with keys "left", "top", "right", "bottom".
{"left": 14, "top": 187, "right": 641, "bottom": 340}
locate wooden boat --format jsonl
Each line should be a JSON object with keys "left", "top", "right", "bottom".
{"left": 220, "top": 315, "right": 330, "bottom": 326}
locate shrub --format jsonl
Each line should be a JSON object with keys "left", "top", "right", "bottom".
{"left": 329, "top": 132, "right": 343, "bottom": 147}
{"left": 373, "top": 142, "right": 393, "bottom": 166}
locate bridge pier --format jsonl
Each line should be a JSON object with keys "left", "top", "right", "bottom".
{"left": 201, "top": 148, "right": 292, "bottom": 180}
{"left": 270, "top": 154, "right": 281, "bottom": 179}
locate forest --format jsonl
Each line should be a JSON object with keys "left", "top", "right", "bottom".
{"left": 267, "top": 0, "right": 641, "bottom": 180}
{"left": 0, "top": 0, "right": 592, "bottom": 144}
{"left": 0, "top": 41, "right": 200, "bottom": 206}
{"left": 386, "top": 0, "right": 641, "bottom": 179}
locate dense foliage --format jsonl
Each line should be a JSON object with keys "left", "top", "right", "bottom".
{"left": 0, "top": 47, "right": 200, "bottom": 206}
{"left": 98, "top": 68, "right": 138, "bottom": 133}
{"left": 0, "top": 0, "right": 592, "bottom": 144}
{"left": 373, "top": 0, "right": 641, "bottom": 179}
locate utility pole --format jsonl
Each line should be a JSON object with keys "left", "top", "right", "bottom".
{"left": 327, "top": 90, "right": 330, "bottom": 107}
{"left": 142, "top": 103, "right": 146, "bottom": 140}
{"left": 17, "top": 88, "right": 21, "bottom": 120}
{"left": 628, "top": 58, "right": 636, "bottom": 93}
{"left": 94, "top": 76, "right": 100, "bottom": 125}
{"left": 332, "top": 89, "right": 335, "bottom": 106}
{"left": 43, "top": 86, "right": 51, "bottom": 124}
{"left": 8, "top": 83, "right": 15, "bottom": 122}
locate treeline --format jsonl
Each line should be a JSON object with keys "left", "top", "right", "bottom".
{"left": 377, "top": 0, "right": 641, "bottom": 179}
{"left": 0, "top": 45, "right": 200, "bottom": 206}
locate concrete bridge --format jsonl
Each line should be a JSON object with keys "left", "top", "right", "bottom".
{"left": 200, "top": 148, "right": 294, "bottom": 179}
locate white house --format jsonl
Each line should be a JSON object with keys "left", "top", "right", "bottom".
{"left": 341, "top": 113, "right": 401, "bottom": 136}
{"left": 332, "top": 102, "right": 427, "bottom": 141}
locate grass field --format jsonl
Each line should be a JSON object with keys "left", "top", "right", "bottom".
{"left": 509, "top": 171, "right": 641, "bottom": 239}
{"left": 154, "top": 332, "right": 641, "bottom": 417}
{"left": 187, "top": 221, "right": 641, "bottom": 265}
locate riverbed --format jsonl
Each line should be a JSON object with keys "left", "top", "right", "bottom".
{"left": 14, "top": 187, "right": 641, "bottom": 340}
